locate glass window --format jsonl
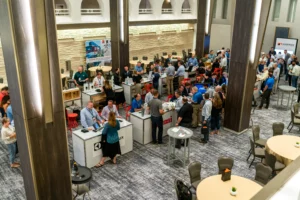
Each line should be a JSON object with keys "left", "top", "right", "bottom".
{"left": 213, "top": 0, "right": 217, "bottom": 18}
{"left": 222, "top": 0, "right": 228, "bottom": 19}
{"left": 287, "top": 0, "right": 297, "bottom": 22}
{"left": 272, "top": 0, "right": 281, "bottom": 22}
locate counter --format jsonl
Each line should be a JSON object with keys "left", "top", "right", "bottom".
{"left": 72, "top": 119, "right": 133, "bottom": 168}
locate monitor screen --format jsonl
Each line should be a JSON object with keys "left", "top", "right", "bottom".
{"left": 93, "top": 122, "right": 100, "bottom": 130}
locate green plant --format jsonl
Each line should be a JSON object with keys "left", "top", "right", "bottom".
{"left": 297, "top": 142, "right": 299, "bottom": 145}
{"left": 232, "top": 187, "right": 236, "bottom": 192}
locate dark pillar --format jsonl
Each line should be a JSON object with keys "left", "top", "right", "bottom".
{"left": 0, "top": 0, "right": 72, "bottom": 199}
{"left": 110, "top": 0, "right": 129, "bottom": 74}
{"left": 224, "top": 0, "right": 272, "bottom": 133}
{"left": 195, "top": 0, "right": 214, "bottom": 57}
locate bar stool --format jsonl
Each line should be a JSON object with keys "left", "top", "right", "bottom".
{"left": 67, "top": 113, "right": 78, "bottom": 134}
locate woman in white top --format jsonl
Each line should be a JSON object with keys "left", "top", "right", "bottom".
{"left": 1, "top": 117, "right": 19, "bottom": 168}
{"left": 93, "top": 71, "right": 105, "bottom": 87}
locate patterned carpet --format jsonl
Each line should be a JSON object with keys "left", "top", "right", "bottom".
{"left": 0, "top": 79, "right": 299, "bottom": 200}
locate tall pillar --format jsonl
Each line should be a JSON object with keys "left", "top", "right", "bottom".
{"left": 215, "top": 0, "right": 223, "bottom": 19}
{"left": 195, "top": 0, "right": 214, "bottom": 57}
{"left": 171, "top": 0, "right": 185, "bottom": 17}
{"left": 224, "top": 0, "right": 272, "bottom": 133}
{"left": 149, "top": 0, "right": 164, "bottom": 19}
{"left": 0, "top": 0, "right": 72, "bottom": 199}
{"left": 69, "top": 0, "right": 83, "bottom": 22}
{"left": 110, "top": 0, "right": 129, "bottom": 74}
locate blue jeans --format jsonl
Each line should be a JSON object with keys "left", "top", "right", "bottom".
{"left": 210, "top": 115, "right": 220, "bottom": 131}
{"left": 151, "top": 116, "right": 163, "bottom": 143}
{"left": 292, "top": 76, "right": 298, "bottom": 88}
{"left": 202, "top": 116, "right": 211, "bottom": 142}
{"left": 7, "top": 142, "right": 17, "bottom": 164}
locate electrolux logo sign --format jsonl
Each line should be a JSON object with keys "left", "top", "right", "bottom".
{"left": 277, "top": 42, "right": 295, "bottom": 47}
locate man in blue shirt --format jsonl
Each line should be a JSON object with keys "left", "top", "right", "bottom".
{"left": 130, "top": 94, "right": 143, "bottom": 112}
{"left": 135, "top": 62, "right": 144, "bottom": 75}
{"left": 191, "top": 86, "right": 203, "bottom": 128}
{"left": 188, "top": 54, "right": 198, "bottom": 67}
{"left": 175, "top": 60, "right": 185, "bottom": 87}
{"left": 258, "top": 71, "right": 274, "bottom": 109}
{"left": 7, "top": 105, "right": 13, "bottom": 123}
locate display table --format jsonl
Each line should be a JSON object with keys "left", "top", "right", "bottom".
{"left": 130, "top": 108, "right": 176, "bottom": 144}
{"left": 72, "top": 119, "right": 133, "bottom": 168}
{"left": 158, "top": 73, "right": 167, "bottom": 95}
{"left": 266, "top": 135, "right": 300, "bottom": 166}
{"left": 167, "top": 126, "right": 193, "bottom": 167}
{"left": 122, "top": 79, "right": 151, "bottom": 104}
{"left": 72, "top": 166, "right": 92, "bottom": 199}
{"left": 277, "top": 85, "right": 296, "bottom": 107}
{"left": 82, "top": 85, "right": 123, "bottom": 106}
{"left": 196, "top": 175, "right": 262, "bottom": 200}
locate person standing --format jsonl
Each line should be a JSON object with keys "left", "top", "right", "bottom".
{"left": 145, "top": 88, "right": 154, "bottom": 104}
{"left": 269, "top": 47, "right": 276, "bottom": 56}
{"left": 135, "top": 61, "right": 144, "bottom": 75}
{"left": 258, "top": 71, "right": 274, "bottom": 109}
{"left": 80, "top": 101, "right": 103, "bottom": 129}
{"left": 166, "top": 62, "right": 175, "bottom": 95}
{"left": 132, "top": 70, "right": 143, "bottom": 94}
{"left": 103, "top": 80, "right": 115, "bottom": 104}
{"left": 201, "top": 93, "right": 212, "bottom": 144}
{"left": 93, "top": 71, "right": 105, "bottom": 88}
{"left": 272, "top": 63, "right": 280, "bottom": 94}
{"left": 210, "top": 93, "right": 223, "bottom": 135}
{"left": 187, "top": 54, "right": 198, "bottom": 67}
{"left": 152, "top": 68, "right": 160, "bottom": 90}
{"left": 191, "top": 87, "right": 203, "bottom": 128}
{"left": 175, "top": 61, "right": 185, "bottom": 87}
{"left": 74, "top": 66, "right": 88, "bottom": 89}
{"left": 291, "top": 62, "right": 300, "bottom": 88}
{"left": 96, "top": 112, "right": 121, "bottom": 167}
{"left": 122, "top": 66, "right": 132, "bottom": 82}
{"left": 174, "top": 90, "right": 183, "bottom": 112}
{"left": 113, "top": 68, "right": 121, "bottom": 86}
{"left": 148, "top": 90, "right": 164, "bottom": 144}
{"left": 1, "top": 117, "right": 19, "bottom": 168}
{"left": 0, "top": 86, "right": 9, "bottom": 102}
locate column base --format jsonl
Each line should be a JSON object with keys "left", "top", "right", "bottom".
{"left": 223, "top": 127, "right": 249, "bottom": 135}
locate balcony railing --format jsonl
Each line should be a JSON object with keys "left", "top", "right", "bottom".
{"left": 162, "top": 8, "right": 173, "bottom": 14}
{"left": 182, "top": 8, "right": 191, "bottom": 14}
{"left": 139, "top": 9, "right": 153, "bottom": 14}
{"left": 55, "top": 9, "right": 69, "bottom": 16}
{"left": 81, "top": 9, "right": 102, "bottom": 15}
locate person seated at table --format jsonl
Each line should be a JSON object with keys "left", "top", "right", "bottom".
{"left": 188, "top": 54, "right": 198, "bottom": 67}
{"left": 205, "top": 73, "right": 218, "bottom": 86}
{"left": 174, "top": 90, "right": 183, "bottom": 112}
{"left": 1, "top": 117, "right": 19, "bottom": 168}
{"left": 135, "top": 61, "right": 144, "bottom": 75}
{"left": 103, "top": 81, "right": 115, "bottom": 104}
{"left": 182, "top": 82, "right": 192, "bottom": 97}
{"left": 101, "top": 100, "right": 121, "bottom": 121}
{"left": 212, "top": 57, "right": 220, "bottom": 72}
{"left": 132, "top": 70, "right": 143, "bottom": 94}
{"left": 96, "top": 112, "right": 121, "bottom": 167}
{"left": 130, "top": 94, "right": 143, "bottom": 112}
{"left": 257, "top": 66, "right": 269, "bottom": 81}
{"left": 201, "top": 54, "right": 209, "bottom": 63}
{"left": 80, "top": 101, "right": 103, "bottom": 129}
{"left": 208, "top": 50, "right": 215, "bottom": 61}
{"left": 170, "top": 85, "right": 184, "bottom": 102}
{"left": 74, "top": 66, "right": 88, "bottom": 90}
{"left": 198, "top": 59, "right": 205, "bottom": 68}
{"left": 152, "top": 68, "right": 160, "bottom": 90}
{"left": 113, "top": 68, "right": 121, "bottom": 86}
{"left": 93, "top": 71, "right": 105, "bottom": 88}
{"left": 122, "top": 65, "right": 132, "bottom": 82}
{"left": 145, "top": 87, "right": 154, "bottom": 104}
{"left": 257, "top": 60, "right": 266, "bottom": 73}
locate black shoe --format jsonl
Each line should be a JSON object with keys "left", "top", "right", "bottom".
{"left": 200, "top": 139, "right": 207, "bottom": 143}
{"left": 152, "top": 141, "right": 157, "bottom": 144}
{"left": 257, "top": 107, "right": 262, "bottom": 110}
{"left": 158, "top": 141, "right": 165, "bottom": 144}
{"left": 264, "top": 107, "right": 268, "bottom": 109}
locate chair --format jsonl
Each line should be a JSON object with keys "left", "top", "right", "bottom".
{"left": 272, "top": 122, "right": 284, "bottom": 136}
{"left": 247, "top": 137, "right": 265, "bottom": 168}
{"left": 172, "top": 52, "right": 177, "bottom": 55}
{"left": 142, "top": 56, "right": 148, "bottom": 61}
{"left": 252, "top": 125, "right": 267, "bottom": 148}
{"left": 218, "top": 157, "right": 234, "bottom": 174}
{"left": 254, "top": 163, "right": 272, "bottom": 185}
{"left": 132, "top": 56, "right": 138, "bottom": 60}
{"left": 167, "top": 94, "right": 173, "bottom": 102}
{"left": 188, "top": 161, "right": 201, "bottom": 189}
{"left": 162, "top": 52, "right": 167, "bottom": 56}
{"left": 264, "top": 150, "right": 286, "bottom": 177}
{"left": 125, "top": 106, "right": 132, "bottom": 121}
{"left": 61, "top": 68, "right": 64, "bottom": 74}
{"left": 67, "top": 113, "right": 78, "bottom": 134}
{"left": 287, "top": 104, "right": 300, "bottom": 132}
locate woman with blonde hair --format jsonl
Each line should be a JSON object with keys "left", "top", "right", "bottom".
{"left": 1, "top": 117, "right": 19, "bottom": 168}
{"left": 96, "top": 112, "right": 121, "bottom": 167}
{"left": 210, "top": 93, "right": 223, "bottom": 135}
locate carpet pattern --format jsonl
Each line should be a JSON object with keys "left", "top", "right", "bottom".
{"left": 0, "top": 80, "right": 299, "bottom": 200}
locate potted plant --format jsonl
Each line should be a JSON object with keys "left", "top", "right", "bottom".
{"left": 230, "top": 187, "right": 237, "bottom": 196}
{"left": 295, "top": 142, "right": 300, "bottom": 148}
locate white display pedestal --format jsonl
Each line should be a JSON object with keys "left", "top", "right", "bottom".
{"left": 72, "top": 119, "right": 133, "bottom": 168}
{"left": 130, "top": 109, "right": 176, "bottom": 144}
{"left": 158, "top": 73, "right": 167, "bottom": 96}
{"left": 122, "top": 79, "right": 151, "bottom": 104}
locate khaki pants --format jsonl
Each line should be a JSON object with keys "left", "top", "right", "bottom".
{"left": 273, "top": 79, "right": 279, "bottom": 93}
{"left": 178, "top": 76, "right": 184, "bottom": 86}
{"left": 135, "top": 83, "right": 142, "bottom": 95}
{"left": 192, "top": 104, "right": 201, "bottom": 127}
{"left": 166, "top": 76, "right": 174, "bottom": 95}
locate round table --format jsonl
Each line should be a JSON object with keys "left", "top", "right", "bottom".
{"left": 196, "top": 175, "right": 262, "bottom": 200}
{"left": 167, "top": 126, "right": 193, "bottom": 167}
{"left": 266, "top": 135, "right": 300, "bottom": 166}
{"left": 129, "top": 60, "right": 151, "bottom": 66}
{"left": 72, "top": 166, "right": 92, "bottom": 199}
{"left": 277, "top": 85, "right": 296, "bottom": 107}
{"left": 88, "top": 66, "right": 112, "bottom": 73}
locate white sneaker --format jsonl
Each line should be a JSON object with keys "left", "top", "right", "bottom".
{"left": 198, "top": 123, "right": 202, "bottom": 127}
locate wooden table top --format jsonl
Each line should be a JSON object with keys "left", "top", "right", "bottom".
{"left": 88, "top": 66, "right": 112, "bottom": 72}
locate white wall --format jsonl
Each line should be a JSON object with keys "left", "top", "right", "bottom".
{"left": 210, "top": 24, "right": 231, "bottom": 51}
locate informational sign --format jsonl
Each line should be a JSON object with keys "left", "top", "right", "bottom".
{"left": 93, "top": 142, "right": 102, "bottom": 157}
{"left": 163, "top": 117, "right": 172, "bottom": 125}
{"left": 85, "top": 39, "right": 111, "bottom": 66}
{"left": 275, "top": 38, "right": 298, "bottom": 54}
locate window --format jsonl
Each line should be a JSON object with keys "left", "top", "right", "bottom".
{"left": 81, "top": 0, "right": 101, "bottom": 15}
{"left": 139, "top": 0, "right": 152, "bottom": 14}
{"left": 182, "top": 0, "right": 191, "bottom": 14}
{"left": 54, "top": 0, "right": 69, "bottom": 16}
{"left": 287, "top": 0, "right": 297, "bottom": 22}
{"left": 222, "top": 0, "right": 228, "bottom": 19}
{"left": 272, "top": 0, "right": 281, "bottom": 21}
{"left": 162, "top": 0, "right": 172, "bottom": 14}
{"left": 213, "top": 0, "right": 217, "bottom": 18}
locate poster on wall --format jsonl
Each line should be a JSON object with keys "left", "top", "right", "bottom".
{"left": 85, "top": 40, "right": 111, "bottom": 66}
{"left": 275, "top": 38, "right": 298, "bottom": 55}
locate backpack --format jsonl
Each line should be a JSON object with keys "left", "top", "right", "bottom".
{"left": 176, "top": 180, "right": 193, "bottom": 200}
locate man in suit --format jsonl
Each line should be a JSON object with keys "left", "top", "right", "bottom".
{"left": 284, "top": 49, "right": 291, "bottom": 76}
{"left": 182, "top": 82, "right": 192, "bottom": 97}
{"left": 122, "top": 65, "right": 132, "bottom": 82}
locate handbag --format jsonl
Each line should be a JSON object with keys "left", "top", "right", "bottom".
{"left": 221, "top": 168, "right": 231, "bottom": 182}
{"left": 201, "top": 125, "right": 209, "bottom": 135}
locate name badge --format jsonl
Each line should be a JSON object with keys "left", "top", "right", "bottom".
{"left": 92, "top": 117, "right": 96, "bottom": 121}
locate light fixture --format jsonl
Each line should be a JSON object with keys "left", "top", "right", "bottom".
{"left": 205, "top": 0, "right": 211, "bottom": 34}
{"left": 249, "top": 0, "right": 262, "bottom": 63}
{"left": 120, "top": 0, "right": 124, "bottom": 42}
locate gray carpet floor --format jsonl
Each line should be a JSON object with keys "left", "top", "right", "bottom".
{"left": 0, "top": 79, "right": 299, "bottom": 200}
